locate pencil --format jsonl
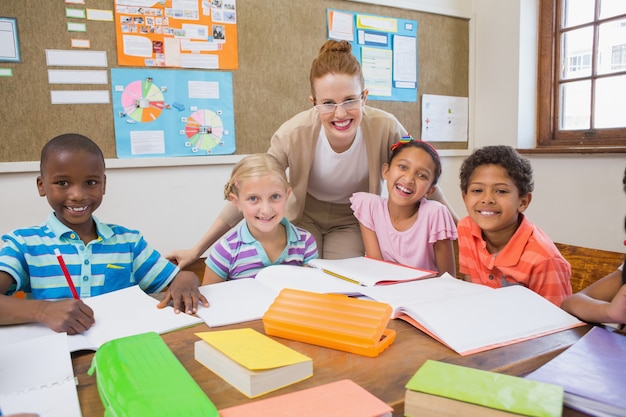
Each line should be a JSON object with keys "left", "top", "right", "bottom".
{"left": 54, "top": 248, "right": 79, "bottom": 299}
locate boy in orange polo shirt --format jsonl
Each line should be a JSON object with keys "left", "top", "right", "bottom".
{"left": 457, "top": 145, "right": 572, "bottom": 306}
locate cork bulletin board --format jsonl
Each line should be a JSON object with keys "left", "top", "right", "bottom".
{"left": 0, "top": 0, "right": 468, "bottom": 163}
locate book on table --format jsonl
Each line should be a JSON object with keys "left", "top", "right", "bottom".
{"left": 0, "top": 285, "right": 202, "bottom": 352}
{"left": 525, "top": 325, "right": 626, "bottom": 417}
{"left": 308, "top": 256, "right": 436, "bottom": 286}
{"left": 194, "top": 328, "right": 313, "bottom": 398}
{"left": 405, "top": 360, "right": 563, "bottom": 417}
{"left": 356, "top": 273, "right": 585, "bottom": 355}
{"left": 219, "top": 379, "right": 392, "bottom": 417}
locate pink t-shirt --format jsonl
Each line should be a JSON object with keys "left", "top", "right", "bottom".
{"left": 350, "top": 192, "right": 457, "bottom": 272}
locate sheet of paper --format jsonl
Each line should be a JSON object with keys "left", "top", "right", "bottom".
{"left": 46, "top": 49, "right": 107, "bottom": 67}
{"left": 361, "top": 46, "right": 393, "bottom": 97}
{"left": 421, "top": 94, "right": 469, "bottom": 142}
{"left": 393, "top": 34, "right": 417, "bottom": 88}
{"left": 0, "top": 333, "right": 82, "bottom": 417}
{"left": 328, "top": 10, "right": 354, "bottom": 41}
{"left": 79, "top": 285, "right": 202, "bottom": 347}
{"left": 196, "top": 278, "right": 278, "bottom": 327}
{"left": 0, "top": 286, "right": 202, "bottom": 351}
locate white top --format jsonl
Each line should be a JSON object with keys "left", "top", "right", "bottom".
{"left": 307, "top": 128, "right": 368, "bottom": 204}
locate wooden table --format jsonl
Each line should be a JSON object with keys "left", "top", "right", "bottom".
{"left": 72, "top": 319, "right": 591, "bottom": 417}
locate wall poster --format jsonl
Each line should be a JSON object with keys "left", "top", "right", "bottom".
{"left": 327, "top": 8, "right": 417, "bottom": 102}
{"left": 114, "top": 0, "right": 238, "bottom": 69}
{"left": 111, "top": 68, "right": 236, "bottom": 158}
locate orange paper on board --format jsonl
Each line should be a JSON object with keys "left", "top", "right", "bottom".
{"left": 114, "top": 1, "right": 238, "bottom": 69}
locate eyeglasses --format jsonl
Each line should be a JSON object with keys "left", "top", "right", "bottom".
{"left": 314, "top": 94, "right": 364, "bottom": 114}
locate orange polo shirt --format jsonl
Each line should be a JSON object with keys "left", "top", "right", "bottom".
{"left": 458, "top": 214, "right": 572, "bottom": 306}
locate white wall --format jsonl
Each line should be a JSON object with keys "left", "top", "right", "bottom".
{"left": 0, "top": 158, "right": 236, "bottom": 257}
{"left": 1, "top": 0, "right": 624, "bottom": 257}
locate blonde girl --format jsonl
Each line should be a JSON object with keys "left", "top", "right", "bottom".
{"left": 202, "top": 154, "right": 318, "bottom": 284}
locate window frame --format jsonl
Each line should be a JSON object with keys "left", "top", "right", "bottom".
{"left": 536, "top": 0, "right": 626, "bottom": 154}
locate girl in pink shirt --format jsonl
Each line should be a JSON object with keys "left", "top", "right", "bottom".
{"left": 350, "top": 138, "right": 457, "bottom": 275}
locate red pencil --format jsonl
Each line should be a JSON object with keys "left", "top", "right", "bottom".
{"left": 54, "top": 248, "right": 79, "bottom": 299}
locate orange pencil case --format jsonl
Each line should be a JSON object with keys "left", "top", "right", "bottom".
{"left": 262, "top": 288, "right": 395, "bottom": 357}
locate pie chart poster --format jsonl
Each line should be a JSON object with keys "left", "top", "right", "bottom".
{"left": 111, "top": 68, "right": 236, "bottom": 158}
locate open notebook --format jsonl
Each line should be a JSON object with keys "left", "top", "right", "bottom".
{"left": 309, "top": 256, "right": 436, "bottom": 286}
{"left": 0, "top": 285, "right": 202, "bottom": 351}
{"left": 358, "top": 274, "right": 585, "bottom": 355}
{"left": 0, "top": 332, "right": 82, "bottom": 417}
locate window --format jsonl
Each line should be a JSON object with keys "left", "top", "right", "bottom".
{"left": 612, "top": 44, "right": 626, "bottom": 70}
{"left": 537, "top": 0, "right": 626, "bottom": 152}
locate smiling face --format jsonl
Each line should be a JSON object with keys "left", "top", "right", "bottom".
{"left": 462, "top": 164, "right": 531, "bottom": 245}
{"left": 230, "top": 175, "right": 291, "bottom": 239}
{"left": 383, "top": 146, "right": 437, "bottom": 208}
{"left": 310, "top": 72, "right": 367, "bottom": 152}
{"left": 37, "top": 149, "right": 106, "bottom": 238}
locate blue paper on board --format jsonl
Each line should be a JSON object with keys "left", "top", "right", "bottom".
{"left": 111, "top": 68, "right": 236, "bottom": 158}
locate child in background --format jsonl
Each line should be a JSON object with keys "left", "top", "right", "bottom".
{"left": 457, "top": 145, "right": 572, "bottom": 306}
{"left": 561, "top": 166, "right": 626, "bottom": 327}
{"left": 350, "top": 137, "right": 457, "bottom": 276}
{"left": 202, "top": 154, "right": 318, "bottom": 284}
{"left": 0, "top": 134, "right": 208, "bottom": 335}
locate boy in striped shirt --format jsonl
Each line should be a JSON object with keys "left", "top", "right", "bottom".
{"left": 0, "top": 133, "right": 208, "bottom": 334}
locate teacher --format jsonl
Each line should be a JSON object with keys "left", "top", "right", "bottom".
{"left": 168, "top": 40, "right": 458, "bottom": 265}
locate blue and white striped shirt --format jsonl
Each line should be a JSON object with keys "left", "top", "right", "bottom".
{"left": 0, "top": 213, "right": 178, "bottom": 299}
{"left": 206, "top": 217, "right": 318, "bottom": 280}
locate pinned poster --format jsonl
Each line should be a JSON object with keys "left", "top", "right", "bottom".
{"left": 111, "top": 68, "right": 236, "bottom": 158}
{"left": 327, "top": 8, "right": 417, "bottom": 102}
{"left": 114, "top": 0, "right": 238, "bottom": 69}
{"left": 421, "top": 94, "right": 468, "bottom": 143}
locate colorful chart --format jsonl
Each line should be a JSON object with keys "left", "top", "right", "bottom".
{"left": 111, "top": 68, "right": 236, "bottom": 158}
{"left": 120, "top": 79, "right": 165, "bottom": 123}
{"left": 185, "top": 109, "right": 225, "bottom": 151}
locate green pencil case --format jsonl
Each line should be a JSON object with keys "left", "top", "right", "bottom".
{"left": 88, "top": 331, "right": 218, "bottom": 417}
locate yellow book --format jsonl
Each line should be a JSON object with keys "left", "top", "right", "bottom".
{"left": 194, "top": 328, "right": 313, "bottom": 398}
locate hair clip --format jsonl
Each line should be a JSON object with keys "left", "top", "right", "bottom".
{"left": 390, "top": 134, "right": 415, "bottom": 152}
{"left": 390, "top": 135, "right": 440, "bottom": 157}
